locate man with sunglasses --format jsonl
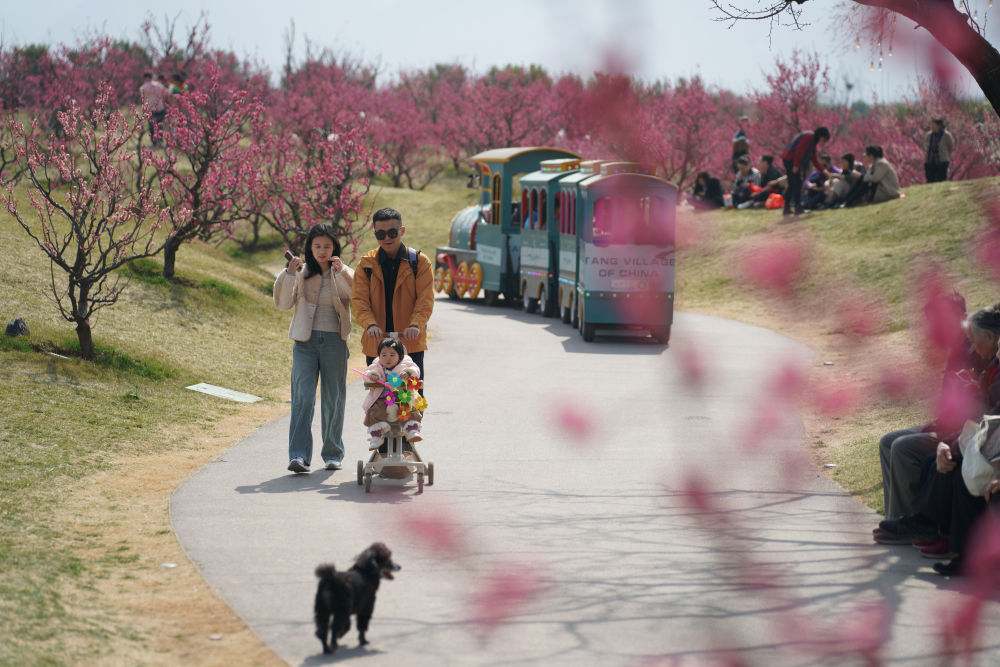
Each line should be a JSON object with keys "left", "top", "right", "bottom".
{"left": 351, "top": 207, "right": 435, "bottom": 383}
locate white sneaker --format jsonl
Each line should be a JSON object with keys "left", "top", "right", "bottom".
{"left": 369, "top": 436, "right": 383, "bottom": 450}
{"left": 736, "top": 201, "right": 752, "bottom": 210}
{"left": 287, "top": 457, "right": 309, "bottom": 473}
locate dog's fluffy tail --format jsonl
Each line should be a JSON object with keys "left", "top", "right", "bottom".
{"left": 315, "top": 564, "right": 337, "bottom": 581}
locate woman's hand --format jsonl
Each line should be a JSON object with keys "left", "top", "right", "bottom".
{"left": 330, "top": 256, "right": 343, "bottom": 272}
{"left": 936, "top": 442, "right": 956, "bottom": 474}
{"left": 287, "top": 256, "right": 304, "bottom": 274}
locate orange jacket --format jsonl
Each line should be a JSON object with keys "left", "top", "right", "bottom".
{"left": 351, "top": 247, "right": 435, "bottom": 358}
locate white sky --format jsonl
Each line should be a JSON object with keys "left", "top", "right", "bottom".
{"left": 1, "top": 0, "right": 993, "bottom": 103}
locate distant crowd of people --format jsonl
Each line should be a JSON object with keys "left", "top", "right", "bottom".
{"left": 689, "top": 116, "right": 956, "bottom": 217}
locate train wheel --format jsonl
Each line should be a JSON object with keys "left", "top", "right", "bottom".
{"left": 433, "top": 266, "right": 445, "bottom": 293}
{"left": 523, "top": 290, "right": 538, "bottom": 314}
{"left": 580, "top": 303, "right": 595, "bottom": 341}
{"left": 455, "top": 262, "right": 469, "bottom": 297}
{"left": 541, "top": 289, "right": 557, "bottom": 318}
{"left": 561, "top": 303, "right": 571, "bottom": 324}
{"left": 484, "top": 290, "right": 500, "bottom": 307}
{"left": 572, "top": 298, "right": 580, "bottom": 329}
{"left": 442, "top": 268, "right": 458, "bottom": 300}
{"left": 468, "top": 263, "right": 483, "bottom": 300}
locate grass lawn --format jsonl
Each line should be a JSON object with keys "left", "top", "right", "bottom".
{"left": 1, "top": 166, "right": 998, "bottom": 662}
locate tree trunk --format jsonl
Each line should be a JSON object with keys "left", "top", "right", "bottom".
{"left": 853, "top": 0, "right": 1000, "bottom": 119}
{"left": 163, "top": 235, "right": 180, "bottom": 279}
{"left": 76, "top": 319, "right": 94, "bottom": 360}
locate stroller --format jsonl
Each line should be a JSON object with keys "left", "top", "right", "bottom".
{"left": 356, "top": 346, "right": 433, "bottom": 493}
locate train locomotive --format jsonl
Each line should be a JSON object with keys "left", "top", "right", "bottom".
{"left": 434, "top": 146, "right": 676, "bottom": 343}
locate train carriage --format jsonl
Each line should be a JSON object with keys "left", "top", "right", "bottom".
{"left": 436, "top": 147, "right": 676, "bottom": 345}
{"left": 518, "top": 158, "right": 580, "bottom": 316}
{"left": 575, "top": 165, "right": 677, "bottom": 343}
{"left": 434, "top": 147, "right": 580, "bottom": 306}
{"left": 556, "top": 160, "right": 606, "bottom": 325}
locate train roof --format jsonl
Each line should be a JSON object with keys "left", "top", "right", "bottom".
{"left": 580, "top": 172, "right": 678, "bottom": 192}
{"left": 520, "top": 168, "right": 579, "bottom": 186}
{"left": 470, "top": 146, "right": 581, "bottom": 164}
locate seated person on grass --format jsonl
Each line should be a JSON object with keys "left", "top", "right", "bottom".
{"left": 802, "top": 152, "right": 838, "bottom": 211}
{"left": 731, "top": 156, "right": 761, "bottom": 207}
{"left": 690, "top": 171, "right": 725, "bottom": 211}
{"left": 862, "top": 145, "right": 902, "bottom": 204}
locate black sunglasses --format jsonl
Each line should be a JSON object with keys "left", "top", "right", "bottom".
{"left": 374, "top": 227, "right": 401, "bottom": 240}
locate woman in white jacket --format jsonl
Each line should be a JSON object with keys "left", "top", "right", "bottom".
{"left": 273, "top": 224, "right": 354, "bottom": 473}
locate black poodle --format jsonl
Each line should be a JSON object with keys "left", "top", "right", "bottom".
{"left": 313, "top": 542, "right": 401, "bottom": 654}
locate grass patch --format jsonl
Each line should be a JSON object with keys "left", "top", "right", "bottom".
{"left": 123, "top": 257, "right": 169, "bottom": 286}
{"left": 198, "top": 278, "right": 242, "bottom": 298}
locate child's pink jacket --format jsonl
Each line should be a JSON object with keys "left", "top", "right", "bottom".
{"left": 361, "top": 355, "right": 421, "bottom": 413}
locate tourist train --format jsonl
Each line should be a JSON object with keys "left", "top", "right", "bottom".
{"left": 434, "top": 147, "right": 676, "bottom": 343}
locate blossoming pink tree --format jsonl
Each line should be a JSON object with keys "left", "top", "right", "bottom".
{"left": 0, "top": 87, "right": 168, "bottom": 359}
{"left": 369, "top": 85, "right": 444, "bottom": 190}
{"left": 150, "top": 67, "right": 266, "bottom": 279}
{"left": 240, "top": 124, "right": 385, "bottom": 256}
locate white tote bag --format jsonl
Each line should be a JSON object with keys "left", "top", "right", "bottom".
{"left": 958, "top": 416, "right": 1000, "bottom": 496}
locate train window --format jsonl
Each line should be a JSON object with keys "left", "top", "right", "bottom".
{"left": 592, "top": 196, "right": 614, "bottom": 241}
{"left": 490, "top": 175, "right": 501, "bottom": 225}
{"left": 569, "top": 195, "right": 576, "bottom": 235}
{"left": 643, "top": 195, "right": 675, "bottom": 246}
{"left": 539, "top": 191, "right": 547, "bottom": 230}
{"left": 521, "top": 190, "right": 529, "bottom": 228}
{"left": 529, "top": 189, "right": 539, "bottom": 230}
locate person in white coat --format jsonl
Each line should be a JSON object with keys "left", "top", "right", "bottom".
{"left": 273, "top": 224, "right": 354, "bottom": 473}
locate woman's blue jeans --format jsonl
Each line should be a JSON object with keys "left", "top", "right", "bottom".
{"left": 289, "top": 330, "right": 348, "bottom": 465}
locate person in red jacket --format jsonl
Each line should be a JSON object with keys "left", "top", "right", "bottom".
{"left": 779, "top": 126, "right": 830, "bottom": 217}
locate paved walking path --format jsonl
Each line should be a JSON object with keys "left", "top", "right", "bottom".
{"left": 172, "top": 296, "right": 1000, "bottom": 665}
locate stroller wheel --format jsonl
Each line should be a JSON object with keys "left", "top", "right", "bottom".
{"left": 417, "top": 473, "right": 424, "bottom": 494}
{"left": 356, "top": 460, "right": 363, "bottom": 485}
{"left": 364, "top": 473, "right": 372, "bottom": 493}
{"left": 427, "top": 461, "right": 434, "bottom": 486}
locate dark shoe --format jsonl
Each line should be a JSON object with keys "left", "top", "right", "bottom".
{"left": 874, "top": 515, "right": 937, "bottom": 544}
{"left": 325, "top": 460, "right": 342, "bottom": 471}
{"left": 873, "top": 529, "right": 917, "bottom": 545}
{"left": 288, "top": 457, "right": 309, "bottom": 473}
{"left": 782, "top": 208, "right": 792, "bottom": 216}
{"left": 933, "top": 558, "right": 963, "bottom": 576}
{"left": 794, "top": 207, "right": 805, "bottom": 216}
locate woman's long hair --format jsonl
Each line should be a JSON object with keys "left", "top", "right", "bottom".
{"left": 303, "top": 223, "right": 342, "bottom": 279}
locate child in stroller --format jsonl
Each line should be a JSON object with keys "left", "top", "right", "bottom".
{"left": 362, "top": 338, "right": 423, "bottom": 449}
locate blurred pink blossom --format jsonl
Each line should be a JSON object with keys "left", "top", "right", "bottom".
{"left": 739, "top": 238, "right": 809, "bottom": 298}
{"left": 397, "top": 505, "right": 467, "bottom": 556}
{"left": 468, "top": 565, "right": 544, "bottom": 632}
